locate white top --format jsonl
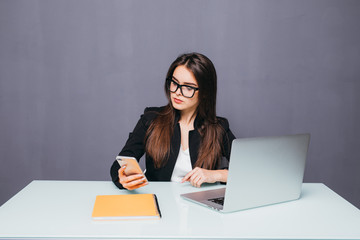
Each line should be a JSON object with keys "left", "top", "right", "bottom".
{"left": 171, "top": 146, "right": 192, "bottom": 182}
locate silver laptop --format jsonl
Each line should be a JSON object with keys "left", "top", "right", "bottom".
{"left": 181, "top": 133, "right": 310, "bottom": 213}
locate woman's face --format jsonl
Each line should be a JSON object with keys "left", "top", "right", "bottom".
{"left": 170, "top": 65, "right": 199, "bottom": 114}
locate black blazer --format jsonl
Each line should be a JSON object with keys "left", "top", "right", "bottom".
{"left": 110, "top": 106, "right": 236, "bottom": 189}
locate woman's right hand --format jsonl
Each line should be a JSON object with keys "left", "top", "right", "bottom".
{"left": 118, "top": 165, "right": 148, "bottom": 190}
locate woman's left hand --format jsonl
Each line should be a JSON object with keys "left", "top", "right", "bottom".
{"left": 181, "top": 167, "right": 228, "bottom": 188}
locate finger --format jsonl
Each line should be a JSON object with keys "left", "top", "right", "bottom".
{"left": 181, "top": 171, "right": 193, "bottom": 183}
{"left": 123, "top": 177, "right": 147, "bottom": 190}
{"left": 181, "top": 175, "right": 189, "bottom": 183}
{"left": 126, "top": 173, "right": 145, "bottom": 181}
{"left": 193, "top": 178, "right": 203, "bottom": 188}
{"left": 189, "top": 170, "right": 200, "bottom": 182}
{"left": 118, "top": 165, "right": 127, "bottom": 177}
{"left": 126, "top": 181, "right": 148, "bottom": 190}
{"left": 183, "top": 168, "right": 196, "bottom": 181}
{"left": 182, "top": 167, "right": 199, "bottom": 183}
{"left": 118, "top": 166, "right": 127, "bottom": 185}
{"left": 123, "top": 175, "right": 146, "bottom": 186}
{"left": 123, "top": 179, "right": 146, "bottom": 189}
{"left": 190, "top": 174, "right": 202, "bottom": 188}
{"left": 120, "top": 174, "right": 144, "bottom": 185}
{"left": 194, "top": 176, "right": 204, "bottom": 188}
{"left": 129, "top": 176, "right": 147, "bottom": 187}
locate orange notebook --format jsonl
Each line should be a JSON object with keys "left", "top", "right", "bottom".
{"left": 92, "top": 194, "right": 161, "bottom": 220}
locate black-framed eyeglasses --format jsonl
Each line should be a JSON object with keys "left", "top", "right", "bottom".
{"left": 167, "top": 78, "right": 199, "bottom": 98}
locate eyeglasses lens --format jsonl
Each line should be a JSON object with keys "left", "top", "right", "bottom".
{"left": 169, "top": 80, "right": 195, "bottom": 98}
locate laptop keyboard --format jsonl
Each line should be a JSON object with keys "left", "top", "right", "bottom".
{"left": 208, "top": 197, "right": 224, "bottom": 206}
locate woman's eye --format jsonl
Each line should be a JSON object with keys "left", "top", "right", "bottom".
{"left": 185, "top": 86, "right": 193, "bottom": 91}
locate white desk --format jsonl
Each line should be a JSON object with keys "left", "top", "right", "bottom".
{"left": 0, "top": 181, "right": 360, "bottom": 239}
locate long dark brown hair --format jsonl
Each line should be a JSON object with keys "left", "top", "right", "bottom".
{"left": 145, "top": 53, "right": 224, "bottom": 169}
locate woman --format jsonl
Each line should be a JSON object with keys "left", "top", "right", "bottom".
{"left": 110, "top": 52, "right": 235, "bottom": 190}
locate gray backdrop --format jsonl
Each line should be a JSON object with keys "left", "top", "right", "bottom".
{"left": 1, "top": 0, "right": 359, "bottom": 208}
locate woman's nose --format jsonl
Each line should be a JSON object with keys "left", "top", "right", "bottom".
{"left": 175, "top": 87, "right": 182, "bottom": 96}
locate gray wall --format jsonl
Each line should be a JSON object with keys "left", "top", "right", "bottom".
{"left": 1, "top": 0, "right": 359, "bottom": 208}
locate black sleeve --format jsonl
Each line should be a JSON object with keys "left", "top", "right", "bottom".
{"left": 110, "top": 107, "right": 159, "bottom": 189}
{"left": 110, "top": 160, "right": 124, "bottom": 189}
{"left": 218, "top": 117, "right": 236, "bottom": 169}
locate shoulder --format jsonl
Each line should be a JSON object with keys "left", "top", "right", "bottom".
{"left": 216, "top": 116, "right": 230, "bottom": 130}
{"left": 143, "top": 106, "right": 165, "bottom": 114}
{"left": 143, "top": 106, "right": 165, "bottom": 118}
{"left": 140, "top": 106, "right": 166, "bottom": 125}
{"left": 215, "top": 116, "right": 236, "bottom": 153}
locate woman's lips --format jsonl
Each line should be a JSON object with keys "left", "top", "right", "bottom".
{"left": 173, "top": 98, "right": 183, "bottom": 104}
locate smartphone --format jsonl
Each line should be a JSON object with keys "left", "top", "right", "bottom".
{"left": 116, "top": 156, "right": 147, "bottom": 180}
